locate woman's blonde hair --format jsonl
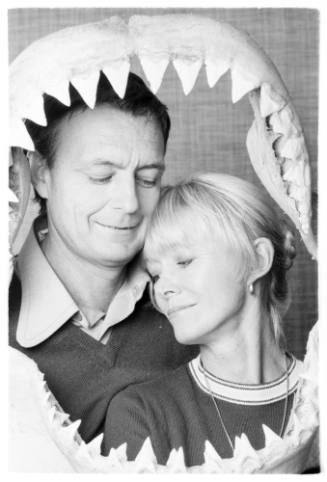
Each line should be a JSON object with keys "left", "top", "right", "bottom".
{"left": 144, "top": 172, "right": 296, "bottom": 347}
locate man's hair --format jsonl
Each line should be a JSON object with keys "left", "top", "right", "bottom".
{"left": 144, "top": 172, "right": 297, "bottom": 348}
{"left": 26, "top": 72, "right": 171, "bottom": 167}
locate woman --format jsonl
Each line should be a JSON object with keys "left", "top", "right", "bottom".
{"left": 102, "top": 172, "right": 303, "bottom": 467}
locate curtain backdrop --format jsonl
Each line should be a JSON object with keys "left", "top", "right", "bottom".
{"left": 8, "top": 7, "right": 319, "bottom": 359}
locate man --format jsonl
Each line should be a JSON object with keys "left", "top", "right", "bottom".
{"left": 9, "top": 72, "right": 198, "bottom": 442}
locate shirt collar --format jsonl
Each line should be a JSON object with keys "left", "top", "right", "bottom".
{"left": 16, "top": 221, "right": 149, "bottom": 348}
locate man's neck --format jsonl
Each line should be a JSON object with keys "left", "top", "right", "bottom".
{"left": 41, "top": 233, "right": 127, "bottom": 318}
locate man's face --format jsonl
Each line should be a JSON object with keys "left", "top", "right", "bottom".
{"left": 42, "top": 105, "right": 165, "bottom": 268}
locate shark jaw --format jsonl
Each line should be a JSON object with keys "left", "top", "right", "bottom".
{"left": 9, "top": 321, "right": 319, "bottom": 472}
{"left": 9, "top": 14, "right": 316, "bottom": 258}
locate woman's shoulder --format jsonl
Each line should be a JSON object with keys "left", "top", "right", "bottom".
{"left": 111, "top": 361, "right": 196, "bottom": 409}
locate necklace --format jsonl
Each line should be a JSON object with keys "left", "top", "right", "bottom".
{"left": 201, "top": 354, "right": 290, "bottom": 452}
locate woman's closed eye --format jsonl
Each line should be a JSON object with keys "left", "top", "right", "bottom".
{"left": 177, "top": 258, "right": 193, "bottom": 267}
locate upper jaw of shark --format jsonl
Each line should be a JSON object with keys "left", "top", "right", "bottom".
{"left": 9, "top": 14, "right": 316, "bottom": 258}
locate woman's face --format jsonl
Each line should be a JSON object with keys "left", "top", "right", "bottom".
{"left": 145, "top": 237, "right": 248, "bottom": 345}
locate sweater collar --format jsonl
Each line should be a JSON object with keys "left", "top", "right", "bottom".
{"left": 189, "top": 354, "right": 303, "bottom": 405}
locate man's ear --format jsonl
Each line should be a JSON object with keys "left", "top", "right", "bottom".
{"left": 249, "top": 237, "right": 274, "bottom": 285}
{"left": 29, "top": 151, "right": 50, "bottom": 199}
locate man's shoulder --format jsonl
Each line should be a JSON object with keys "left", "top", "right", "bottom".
{"left": 113, "top": 298, "right": 199, "bottom": 369}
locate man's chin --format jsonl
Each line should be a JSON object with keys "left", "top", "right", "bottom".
{"left": 94, "top": 243, "right": 142, "bottom": 267}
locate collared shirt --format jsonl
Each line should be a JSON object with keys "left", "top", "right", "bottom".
{"left": 16, "top": 221, "right": 149, "bottom": 348}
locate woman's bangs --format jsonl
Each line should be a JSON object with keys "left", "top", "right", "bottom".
{"left": 145, "top": 202, "right": 209, "bottom": 259}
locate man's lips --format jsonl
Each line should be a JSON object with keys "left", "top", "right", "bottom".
{"left": 95, "top": 221, "right": 140, "bottom": 230}
{"left": 167, "top": 304, "right": 196, "bottom": 317}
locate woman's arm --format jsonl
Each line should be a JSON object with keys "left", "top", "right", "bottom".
{"left": 102, "top": 387, "right": 152, "bottom": 461}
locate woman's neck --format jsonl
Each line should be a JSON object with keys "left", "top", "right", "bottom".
{"left": 200, "top": 300, "right": 286, "bottom": 384}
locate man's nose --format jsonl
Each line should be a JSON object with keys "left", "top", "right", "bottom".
{"left": 112, "top": 176, "right": 139, "bottom": 213}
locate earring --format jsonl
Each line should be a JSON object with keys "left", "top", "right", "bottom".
{"left": 249, "top": 283, "right": 254, "bottom": 295}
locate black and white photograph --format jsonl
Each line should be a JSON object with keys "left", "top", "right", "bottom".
{"left": 6, "top": 1, "right": 325, "bottom": 475}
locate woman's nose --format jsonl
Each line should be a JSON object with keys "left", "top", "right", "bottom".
{"left": 156, "top": 277, "right": 180, "bottom": 298}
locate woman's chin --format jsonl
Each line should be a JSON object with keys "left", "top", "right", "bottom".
{"left": 173, "top": 330, "right": 199, "bottom": 346}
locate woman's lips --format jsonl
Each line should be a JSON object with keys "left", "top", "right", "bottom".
{"left": 167, "top": 304, "right": 196, "bottom": 317}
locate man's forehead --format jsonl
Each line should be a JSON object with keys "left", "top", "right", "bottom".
{"left": 59, "top": 105, "right": 162, "bottom": 135}
{"left": 54, "top": 105, "right": 165, "bottom": 164}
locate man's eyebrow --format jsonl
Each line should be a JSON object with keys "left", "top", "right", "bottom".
{"left": 88, "top": 160, "right": 165, "bottom": 172}
{"left": 92, "top": 159, "right": 122, "bottom": 167}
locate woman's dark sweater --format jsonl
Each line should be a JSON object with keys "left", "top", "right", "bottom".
{"left": 103, "top": 355, "right": 301, "bottom": 467}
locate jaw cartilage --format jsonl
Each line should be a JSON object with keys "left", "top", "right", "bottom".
{"left": 9, "top": 14, "right": 316, "bottom": 260}
{"left": 247, "top": 89, "right": 315, "bottom": 258}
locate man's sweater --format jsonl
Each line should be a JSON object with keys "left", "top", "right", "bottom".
{"left": 9, "top": 272, "right": 198, "bottom": 442}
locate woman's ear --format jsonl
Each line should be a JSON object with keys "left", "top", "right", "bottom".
{"left": 29, "top": 151, "right": 50, "bottom": 199}
{"left": 249, "top": 237, "right": 274, "bottom": 286}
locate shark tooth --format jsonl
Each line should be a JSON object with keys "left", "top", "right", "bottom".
{"left": 54, "top": 411, "right": 71, "bottom": 426}
{"left": 304, "top": 163, "right": 311, "bottom": 187}
{"left": 44, "top": 79, "right": 71, "bottom": 106}
{"left": 287, "top": 412, "right": 303, "bottom": 444}
{"left": 42, "top": 390, "right": 52, "bottom": 405}
{"left": 231, "top": 67, "right": 259, "bottom": 103}
{"left": 60, "top": 419, "right": 81, "bottom": 444}
{"left": 22, "top": 95, "right": 47, "bottom": 126}
{"left": 106, "top": 447, "right": 122, "bottom": 467}
{"left": 233, "top": 434, "right": 262, "bottom": 472}
{"left": 287, "top": 183, "right": 302, "bottom": 200}
{"left": 203, "top": 440, "right": 224, "bottom": 470}
{"left": 70, "top": 71, "right": 100, "bottom": 109}
{"left": 134, "top": 437, "right": 158, "bottom": 472}
{"left": 262, "top": 424, "right": 283, "bottom": 447}
{"left": 102, "top": 58, "right": 130, "bottom": 99}
{"left": 282, "top": 160, "right": 305, "bottom": 185}
{"left": 36, "top": 371, "right": 45, "bottom": 382}
{"left": 46, "top": 406, "right": 57, "bottom": 424}
{"left": 139, "top": 55, "right": 169, "bottom": 94}
{"left": 114, "top": 442, "right": 127, "bottom": 462}
{"left": 279, "top": 137, "right": 305, "bottom": 161}
{"left": 205, "top": 58, "right": 229, "bottom": 88}
{"left": 166, "top": 446, "right": 186, "bottom": 472}
{"left": 86, "top": 433, "right": 103, "bottom": 456}
{"left": 236, "top": 433, "right": 260, "bottom": 460}
{"left": 172, "top": 57, "right": 202, "bottom": 96}
{"left": 75, "top": 442, "right": 94, "bottom": 465}
{"left": 260, "top": 82, "right": 286, "bottom": 117}
{"left": 107, "top": 442, "right": 127, "bottom": 466}
{"left": 270, "top": 105, "right": 301, "bottom": 137}
{"left": 9, "top": 188, "right": 19, "bottom": 203}
{"left": 10, "top": 119, "right": 35, "bottom": 151}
